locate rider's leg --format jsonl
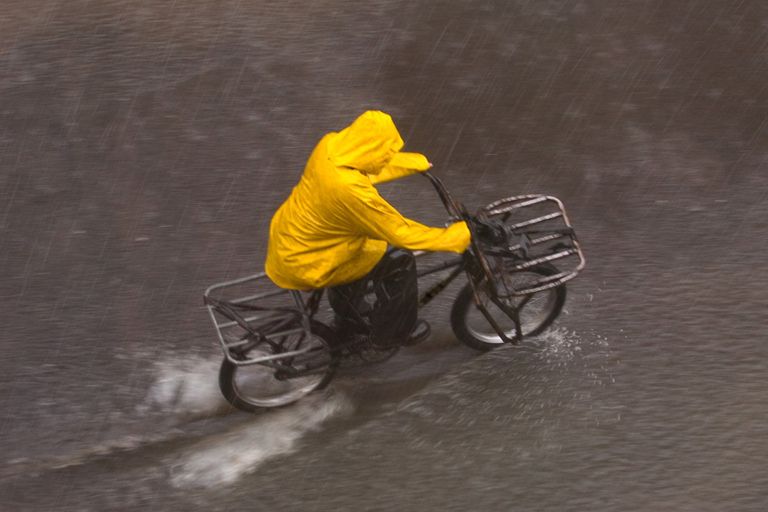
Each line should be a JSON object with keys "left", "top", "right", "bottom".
{"left": 328, "top": 248, "right": 424, "bottom": 346}
{"left": 367, "top": 248, "right": 419, "bottom": 346}
{"left": 327, "top": 276, "right": 371, "bottom": 340}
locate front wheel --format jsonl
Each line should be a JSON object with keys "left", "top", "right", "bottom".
{"left": 219, "top": 322, "right": 336, "bottom": 412}
{"left": 450, "top": 264, "right": 566, "bottom": 351}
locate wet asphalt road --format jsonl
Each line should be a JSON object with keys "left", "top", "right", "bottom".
{"left": 1, "top": 1, "right": 768, "bottom": 510}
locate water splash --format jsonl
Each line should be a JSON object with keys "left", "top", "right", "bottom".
{"left": 535, "top": 327, "right": 583, "bottom": 360}
{"left": 169, "top": 389, "right": 353, "bottom": 488}
{"left": 2, "top": 355, "right": 230, "bottom": 478}
{"left": 138, "top": 355, "right": 231, "bottom": 420}
{"left": 533, "top": 327, "right": 610, "bottom": 362}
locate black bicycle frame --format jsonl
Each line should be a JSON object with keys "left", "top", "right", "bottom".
{"left": 420, "top": 171, "right": 525, "bottom": 344}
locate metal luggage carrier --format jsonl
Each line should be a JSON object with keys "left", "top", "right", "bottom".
{"left": 204, "top": 273, "right": 314, "bottom": 367}
{"left": 479, "top": 194, "right": 586, "bottom": 296}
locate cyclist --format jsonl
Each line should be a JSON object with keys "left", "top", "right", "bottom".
{"left": 265, "top": 110, "right": 471, "bottom": 347}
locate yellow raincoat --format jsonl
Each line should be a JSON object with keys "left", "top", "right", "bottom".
{"left": 265, "top": 111, "right": 470, "bottom": 290}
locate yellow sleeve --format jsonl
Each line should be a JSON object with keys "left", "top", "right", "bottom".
{"left": 343, "top": 180, "right": 470, "bottom": 253}
{"left": 368, "top": 152, "right": 431, "bottom": 185}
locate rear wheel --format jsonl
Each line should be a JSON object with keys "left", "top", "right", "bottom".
{"left": 219, "top": 322, "right": 336, "bottom": 412}
{"left": 450, "top": 264, "right": 566, "bottom": 351}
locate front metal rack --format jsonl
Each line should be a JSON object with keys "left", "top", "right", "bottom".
{"left": 478, "top": 194, "right": 586, "bottom": 295}
{"left": 203, "top": 273, "right": 314, "bottom": 367}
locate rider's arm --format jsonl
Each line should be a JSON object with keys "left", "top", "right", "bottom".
{"left": 368, "top": 152, "right": 431, "bottom": 185}
{"left": 342, "top": 180, "right": 470, "bottom": 253}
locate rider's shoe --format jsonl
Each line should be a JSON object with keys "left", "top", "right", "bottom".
{"left": 401, "top": 319, "right": 431, "bottom": 346}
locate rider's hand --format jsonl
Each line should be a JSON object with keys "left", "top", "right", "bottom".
{"left": 470, "top": 216, "right": 507, "bottom": 246}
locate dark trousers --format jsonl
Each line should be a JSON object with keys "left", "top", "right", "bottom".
{"left": 327, "top": 248, "right": 418, "bottom": 345}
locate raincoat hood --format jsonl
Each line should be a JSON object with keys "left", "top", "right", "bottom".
{"left": 327, "top": 111, "right": 429, "bottom": 175}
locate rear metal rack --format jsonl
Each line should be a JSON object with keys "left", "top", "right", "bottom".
{"left": 203, "top": 273, "right": 313, "bottom": 367}
{"left": 478, "top": 194, "right": 586, "bottom": 295}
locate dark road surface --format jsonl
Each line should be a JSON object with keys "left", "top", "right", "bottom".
{"left": 2, "top": 1, "right": 767, "bottom": 510}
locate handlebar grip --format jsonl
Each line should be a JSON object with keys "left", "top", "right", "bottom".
{"left": 421, "top": 170, "right": 498, "bottom": 294}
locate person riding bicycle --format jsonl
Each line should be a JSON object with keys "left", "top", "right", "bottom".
{"left": 265, "top": 110, "right": 471, "bottom": 347}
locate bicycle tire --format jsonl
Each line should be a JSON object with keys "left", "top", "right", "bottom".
{"left": 450, "top": 264, "right": 566, "bottom": 352}
{"left": 219, "top": 322, "right": 337, "bottom": 412}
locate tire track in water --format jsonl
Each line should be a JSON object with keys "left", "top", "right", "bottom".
{"left": 168, "top": 390, "right": 353, "bottom": 488}
{"left": 0, "top": 355, "right": 353, "bottom": 483}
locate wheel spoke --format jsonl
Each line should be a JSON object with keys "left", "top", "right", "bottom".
{"left": 221, "top": 326, "right": 334, "bottom": 410}
{"left": 451, "top": 265, "right": 566, "bottom": 351}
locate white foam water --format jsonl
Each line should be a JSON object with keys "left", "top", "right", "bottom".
{"left": 4, "top": 356, "right": 352, "bottom": 486}
{"left": 532, "top": 327, "right": 610, "bottom": 361}
{"left": 138, "top": 355, "right": 231, "bottom": 420}
{"left": 169, "top": 389, "right": 353, "bottom": 488}
{"left": 3, "top": 355, "right": 230, "bottom": 477}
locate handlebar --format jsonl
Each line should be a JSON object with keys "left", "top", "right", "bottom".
{"left": 421, "top": 170, "right": 502, "bottom": 297}
{"left": 421, "top": 170, "right": 523, "bottom": 343}
{"left": 420, "top": 171, "right": 464, "bottom": 219}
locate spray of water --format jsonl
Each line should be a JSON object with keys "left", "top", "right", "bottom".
{"left": 169, "top": 389, "right": 353, "bottom": 488}
{"left": 536, "top": 327, "right": 584, "bottom": 359}
{"left": 532, "top": 327, "right": 610, "bottom": 361}
{"left": 3, "top": 355, "right": 353, "bottom": 486}
{"left": 3, "top": 355, "right": 233, "bottom": 477}
{"left": 138, "top": 355, "right": 231, "bottom": 420}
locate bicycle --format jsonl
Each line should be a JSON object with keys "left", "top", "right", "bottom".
{"left": 204, "top": 171, "right": 585, "bottom": 412}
